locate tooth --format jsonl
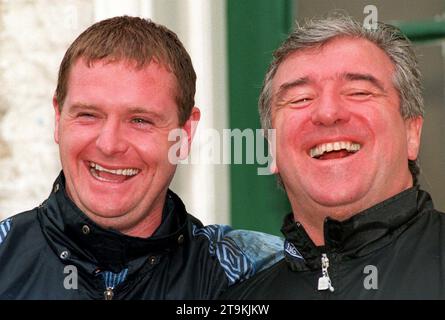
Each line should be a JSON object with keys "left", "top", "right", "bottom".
{"left": 333, "top": 142, "right": 340, "bottom": 151}
{"left": 340, "top": 141, "right": 346, "bottom": 149}
{"left": 326, "top": 143, "right": 333, "bottom": 152}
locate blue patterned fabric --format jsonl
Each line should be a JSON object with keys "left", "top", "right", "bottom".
{"left": 193, "top": 224, "right": 284, "bottom": 285}
{"left": 284, "top": 239, "right": 304, "bottom": 260}
{"left": 99, "top": 268, "right": 129, "bottom": 289}
{"left": 0, "top": 218, "right": 12, "bottom": 245}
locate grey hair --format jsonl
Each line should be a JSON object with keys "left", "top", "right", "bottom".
{"left": 259, "top": 14, "right": 424, "bottom": 185}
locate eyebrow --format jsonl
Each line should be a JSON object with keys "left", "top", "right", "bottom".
{"left": 342, "top": 72, "right": 386, "bottom": 92}
{"left": 125, "top": 107, "right": 166, "bottom": 121}
{"left": 275, "top": 76, "right": 311, "bottom": 101}
{"left": 68, "top": 104, "right": 165, "bottom": 120}
{"left": 68, "top": 103, "right": 101, "bottom": 113}
{"left": 275, "top": 72, "right": 387, "bottom": 101}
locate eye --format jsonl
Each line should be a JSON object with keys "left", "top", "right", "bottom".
{"left": 78, "top": 112, "right": 96, "bottom": 118}
{"left": 289, "top": 97, "right": 313, "bottom": 107}
{"left": 348, "top": 91, "right": 373, "bottom": 99}
{"left": 132, "top": 118, "right": 149, "bottom": 124}
{"left": 131, "top": 118, "right": 154, "bottom": 128}
{"left": 294, "top": 98, "right": 312, "bottom": 103}
{"left": 75, "top": 112, "right": 98, "bottom": 122}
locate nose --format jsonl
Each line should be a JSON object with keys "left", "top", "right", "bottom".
{"left": 95, "top": 119, "right": 129, "bottom": 156}
{"left": 311, "top": 91, "right": 351, "bottom": 126}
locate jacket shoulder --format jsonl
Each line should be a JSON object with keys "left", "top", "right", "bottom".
{"left": 0, "top": 208, "right": 42, "bottom": 249}
{"left": 192, "top": 224, "right": 284, "bottom": 285}
{"left": 0, "top": 217, "right": 12, "bottom": 245}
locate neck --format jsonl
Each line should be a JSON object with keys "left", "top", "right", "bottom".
{"left": 291, "top": 204, "right": 326, "bottom": 246}
{"left": 289, "top": 186, "right": 413, "bottom": 247}
{"left": 78, "top": 192, "right": 166, "bottom": 239}
{"left": 121, "top": 207, "right": 163, "bottom": 238}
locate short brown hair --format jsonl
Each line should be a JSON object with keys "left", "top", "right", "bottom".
{"left": 55, "top": 16, "right": 196, "bottom": 125}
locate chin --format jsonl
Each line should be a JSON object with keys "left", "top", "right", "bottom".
{"left": 308, "top": 184, "right": 368, "bottom": 209}
{"left": 83, "top": 199, "right": 131, "bottom": 219}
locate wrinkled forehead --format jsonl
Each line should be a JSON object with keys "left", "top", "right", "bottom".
{"left": 272, "top": 37, "right": 397, "bottom": 93}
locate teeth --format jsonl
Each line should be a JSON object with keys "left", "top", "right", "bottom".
{"left": 310, "top": 141, "right": 361, "bottom": 158}
{"left": 89, "top": 162, "right": 139, "bottom": 176}
{"left": 333, "top": 142, "right": 340, "bottom": 150}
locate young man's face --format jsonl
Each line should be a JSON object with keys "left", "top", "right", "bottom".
{"left": 54, "top": 59, "right": 191, "bottom": 234}
{"left": 271, "top": 37, "right": 423, "bottom": 220}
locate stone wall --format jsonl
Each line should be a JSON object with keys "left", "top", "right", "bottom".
{"left": 0, "top": 1, "right": 93, "bottom": 218}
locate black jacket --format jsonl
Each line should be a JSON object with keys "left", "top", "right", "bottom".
{"left": 0, "top": 173, "right": 283, "bottom": 299}
{"left": 223, "top": 187, "right": 445, "bottom": 299}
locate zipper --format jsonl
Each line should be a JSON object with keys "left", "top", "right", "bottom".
{"left": 317, "top": 253, "right": 334, "bottom": 292}
{"left": 104, "top": 287, "right": 114, "bottom": 300}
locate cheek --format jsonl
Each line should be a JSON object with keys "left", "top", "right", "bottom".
{"left": 132, "top": 135, "right": 176, "bottom": 165}
{"left": 60, "top": 127, "right": 93, "bottom": 151}
{"left": 367, "top": 111, "right": 408, "bottom": 160}
{"left": 275, "top": 112, "right": 309, "bottom": 150}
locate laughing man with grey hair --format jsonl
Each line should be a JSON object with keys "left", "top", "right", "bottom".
{"left": 222, "top": 14, "right": 445, "bottom": 299}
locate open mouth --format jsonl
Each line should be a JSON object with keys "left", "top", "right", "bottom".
{"left": 88, "top": 161, "right": 140, "bottom": 183}
{"left": 309, "top": 141, "right": 361, "bottom": 160}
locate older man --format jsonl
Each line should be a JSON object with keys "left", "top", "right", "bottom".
{"left": 223, "top": 15, "right": 445, "bottom": 299}
{"left": 0, "top": 16, "right": 282, "bottom": 299}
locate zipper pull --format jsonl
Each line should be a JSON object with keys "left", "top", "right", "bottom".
{"left": 317, "top": 253, "right": 334, "bottom": 292}
{"left": 104, "top": 287, "right": 114, "bottom": 300}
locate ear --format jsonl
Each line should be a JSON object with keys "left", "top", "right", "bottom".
{"left": 179, "top": 107, "right": 201, "bottom": 159}
{"left": 266, "top": 128, "right": 279, "bottom": 174}
{"left": 405, "top": 116, "right": 423, "bottom": 160}
{"left": 53, "top": 95, "right": 61, "bottom": 144}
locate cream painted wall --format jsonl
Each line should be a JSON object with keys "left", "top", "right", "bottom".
{"left": 0, "top": 0, "right": 93, "bottom": 217}
{"left": 0, "top": 0, "right": 229, "bottom": 225}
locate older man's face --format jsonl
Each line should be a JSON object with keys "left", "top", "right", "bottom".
{"left": 271, "top": 37, "right": 422, "bottom": 219}
{"left": 53, "top": 59, "right": 182, "bottom": 234}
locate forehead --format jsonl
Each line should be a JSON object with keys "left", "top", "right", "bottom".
{"left": 68, "top": 57, "right": 176, "bottom": 86}
{"left": 272, "top": 37, "right": 396, "bottom": 91}
{"left": 65, "top": 58, "right": 178, "bottom": 106}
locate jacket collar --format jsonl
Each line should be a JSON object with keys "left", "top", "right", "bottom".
{"left": 38, "top": 172, "right": 188, "bottom": 273}
{"left": 282, "top": 187, "right": 433, "bottom": 270}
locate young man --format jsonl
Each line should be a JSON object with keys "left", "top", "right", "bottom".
{"left": 223, "top": 15, "right": 445, "bottom": 299}
{"left": 0, "top": 16, "right": 282, "bottom": 299}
